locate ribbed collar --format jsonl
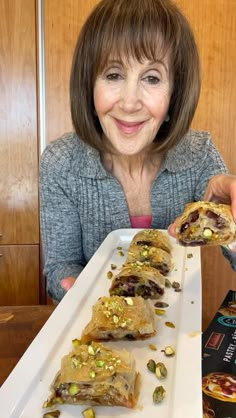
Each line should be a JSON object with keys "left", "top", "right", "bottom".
{"left": 70, "top": 130, "right": 210, "bottom": 178}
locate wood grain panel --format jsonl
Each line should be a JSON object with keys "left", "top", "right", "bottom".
{"left": 176, "top": 0, "right": 236, "bottom": 329}
{"left": 44, "top": 0, "right": 99, "bottom": 144}
{"left": 0, "top": 0, "right": 39, "bottom": 245}
{"left": 0, "top": 245, "right": 39, "bottom": 305}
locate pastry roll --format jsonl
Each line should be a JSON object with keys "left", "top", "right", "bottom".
{"left": 43, "top": 342, "right": 139, "bottom": 408}
{"left": 202, "top": 372, "right": 236, "bottom": 402}
{"left": 109, "top": 263, "right": 165, "bottom": 299}
{"left": 176, "top": 201, "right": 236, "bottom": 246}
{"left": 130, "top": 229, "right": 172, "bottom": 254}
{"left": 127, "top": 244, "right": 172, "bottom": 275}
{"left": 81, "top": 295, "right": 156, "bottom": 341}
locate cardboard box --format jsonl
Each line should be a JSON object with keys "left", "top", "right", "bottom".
{"left": 202, "top": 290, "right": 236, "bottom": 418}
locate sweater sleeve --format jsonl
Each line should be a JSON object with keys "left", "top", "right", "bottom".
{"left": 39, "top": 141, "right": 85, "bottom": 302}
{"left": 194, "top": 134, "right": 227, "bottom": 200}
{"left": 221, "top": 246, "right": 236, "bottom": 271}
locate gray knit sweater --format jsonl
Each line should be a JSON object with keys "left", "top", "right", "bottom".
{"left": 39, "top": 130, "right": 232, "bottom": 302}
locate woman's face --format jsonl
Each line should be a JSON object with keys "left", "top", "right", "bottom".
{"left": 93, "top": 55, "right": 172, "bottom": 156}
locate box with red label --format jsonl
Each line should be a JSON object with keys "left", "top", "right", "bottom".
{"left": 202, "top": 290, "right": 236, "bottom": 418}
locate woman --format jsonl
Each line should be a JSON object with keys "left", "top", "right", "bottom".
{"left": 40, "top": 0, "right": 236, "bottom": 302}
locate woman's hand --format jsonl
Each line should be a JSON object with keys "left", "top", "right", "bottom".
{"left": 203, "top": 173, "right": 236, "bottom": 221}
{"left": 60, "top": 276, "right": 76, "bottom": 291}
{"left": 168, "top": 173, "right": 236, "bottom": 250}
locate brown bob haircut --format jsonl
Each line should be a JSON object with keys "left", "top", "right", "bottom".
{"left": 70, "top": 0, "right": 201, "bottom": 153}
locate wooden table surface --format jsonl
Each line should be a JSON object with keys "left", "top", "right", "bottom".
{"left": 0, "top": 305, "right": 55, "bottom": 386}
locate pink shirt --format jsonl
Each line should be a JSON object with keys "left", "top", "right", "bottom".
{"left": 130, "top": 215, "right": 152, "bottom": 229}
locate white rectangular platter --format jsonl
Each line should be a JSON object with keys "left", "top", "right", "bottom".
{"left": 0, "top": 229, "right": 202, "bottom": 418}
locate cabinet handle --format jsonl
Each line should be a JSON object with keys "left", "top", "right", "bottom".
{"left": 0, "top": 234, "right": 2, "bottom": 238}
{"left": 0, "top": 254, "right": 3, "bottom": 257}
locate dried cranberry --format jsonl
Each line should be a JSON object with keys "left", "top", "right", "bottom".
{"left": 215, "top": 217, "right": 226, "bottom": 229}
{"left": 206, "top": 210, "right": 219, "bottom": 220}
{"left": 188, "top": 210, "right": 199, "bottom": 223}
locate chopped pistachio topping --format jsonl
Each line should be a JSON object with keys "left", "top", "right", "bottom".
{"left": 155, "top": 308, "right": 166, "bottom": 316}
{"left": 165, "top": 278, "right": 172, "bottom": 288}
{"left": 154, "top": 302, "right": 169, "bottom": 308}
{"left": 88, "top": 345, "right": 95, "bottom": 356}
{"left": 43, "top": 411, "right": 61, "bottom": 418}
{"left": 71, "top": 356, "right": 81, "bottom": 368}
{"left": 106, "top": 271, "right": 113, "bottom": 279}
{"left": 153, "top": 385, "right": 166, "bottom": 403}
{"left": 124, "top": 297, "right": 134, "bottom": 306}
{"left": 164, "top": 321, "right": 175, "bottom": 328}
{"left": 89, "top": 371, "right": 96, "bottom": 379}
{"left": 72, "top": 338, "right": 81, "bottom": 347}
{"left": 82, "top": 407, "right": 95, "bottom": 418}
{"left": 147, "top": 359, "right": 156, "bottom": 373}
{"left": 112, "top": 314, "right": 119, "bottom": 324}
{"left": 149, "top": 344, "right": 157, "bottom": 351}
{"left": 155, "top": 362, "right": 167, "bottom": 379}
{"left": 95, "top": 360, "right": 105, "bottom": 367}
{"left": 163, "top": 346, "right": 175, "bottom": 356}
{"left": 111, "top": 263, "right": 117, "bottom": 270}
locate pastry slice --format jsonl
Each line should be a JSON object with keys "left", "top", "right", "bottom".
{"left": 43, "top": 342, "right": 139, "bottom": 408}
{"left": 81, "top": 295, "right": 156, "bottom": 341}
{"left": 130, "top": 229, "right": 172, "bottom": 254}
{"left": 109, "top": 262, "right": 165, "bottom": 299}
{"left": 127, "top": 243, "right": 172, "bottom": 275}
{"left": 176, "top": 201, "right": 236, "bottom": 246}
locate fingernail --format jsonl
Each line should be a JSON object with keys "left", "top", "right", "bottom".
{"left": 228, "top": 241, "right": 236, "bottom": 252}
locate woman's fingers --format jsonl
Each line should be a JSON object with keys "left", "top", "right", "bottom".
{"left": 168, "top": 221, "right": 177, "bottom": 238}
{"left": 60, "top": 276, "right": 76, "bottom": 291}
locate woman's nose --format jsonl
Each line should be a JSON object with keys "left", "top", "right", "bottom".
{"left": 119, "top": 80, "right": 142, "bottom": 112}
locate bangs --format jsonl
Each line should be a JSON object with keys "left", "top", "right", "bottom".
{"left": 92, "top": 1, "right": 175, "bottom": 75}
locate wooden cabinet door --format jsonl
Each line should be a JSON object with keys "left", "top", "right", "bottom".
{"left": 0, "top": 0, "right": 39, "bottom": 245}
{"left": 0, "top": 246, "right": 39, "bottom": 305}
{"left": 176, "top": 0, "right": 236, "bottom": 329}
{"left": 44, "top": 0, "right": 99, "bottom": 144}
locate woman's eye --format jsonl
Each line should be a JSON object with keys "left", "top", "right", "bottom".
{"left": 106, "top": 72, "right": 122, "bottom": 81}
{"left": 144, "top": 75, "right": 160, "bottom": 85}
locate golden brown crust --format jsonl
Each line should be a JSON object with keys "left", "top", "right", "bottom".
{"left": 44, "top": 342, "right": 139, "bottom": 408}
{"left": 81, "top": 295, "right": 156, "bottom": 342}
{"left": 127, "top": 243, "right": 172, "bottom": 275}
{"left": 130, "top": 229, "right": 172, "bottom": 253}
{"left": 176, "top": 201, "right": 236, "bottom": 246}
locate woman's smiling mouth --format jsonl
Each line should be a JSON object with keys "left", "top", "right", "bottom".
{"left": 114, "top": 118, "right": 146, "bottom": 135}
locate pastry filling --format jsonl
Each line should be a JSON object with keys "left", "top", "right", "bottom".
{"left": 110, "top": 275, "right": 164, "bottom": 298}
{"left": 179, "top": 209, "right": 228, "bottom": 245}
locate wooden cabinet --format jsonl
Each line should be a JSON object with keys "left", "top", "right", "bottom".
{"left": 0, "top": 0, "right": 235, "bottom": 315}
{"left": 0, "top": 0, "right": 39, "bottom": 304}
{"left": 0, "top": 246, "right": 39, "bottom": 305}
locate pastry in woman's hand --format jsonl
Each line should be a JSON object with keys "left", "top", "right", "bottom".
{"left": 109, "top": 263, "right": 165, "bottom": 299}
{"left": 127, "top": 243, "right": 172, "bottom": 275}
{"left": 176, "top": 201, "right": 236, "bottom": 246}
{"left": 130, "top": 229, "right": 172, "bottom": 254}
{"left": 81, "top": 295, "right": 156, "bottom": 341}
{"left": 43, "top": 342, "right": 139, "bottom": 408}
